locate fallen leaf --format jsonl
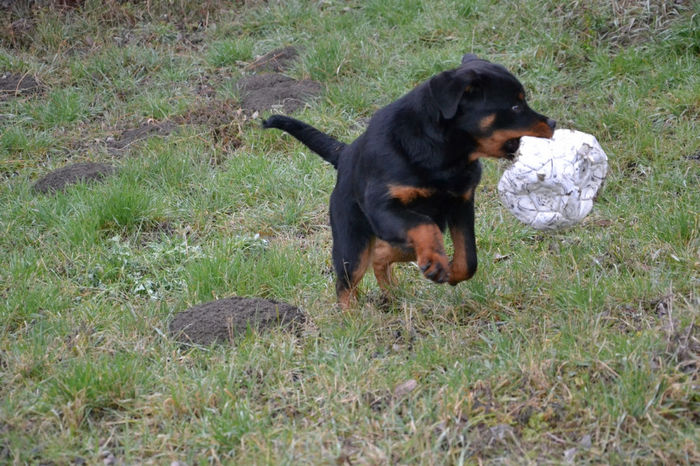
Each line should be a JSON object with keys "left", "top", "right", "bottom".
{"left": 579, "top": 434, "right": 592, "bottom": 449}
{"left": 393, "top": 379, "right": 417, "bottom": 398}
{"left": 564, "top": 447, "right": 577, "bottom": 463}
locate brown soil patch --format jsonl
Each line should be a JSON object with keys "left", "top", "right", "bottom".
{"left": 33, "top": 162, "right": 115, "bottom": 193}
{"left": 0, "top": 72, "right": 41, "bottom": 100}
{"left": 192, "top": 74, "right": 220, "bottom": 98}
{"left": 106, "top": 120, "right": 178, "bottom": 152}
{"left": 246, "top": 46, "right": 299, "bottom": 73}
{"left": 2, "top": 17, "right": 34, "bottom": 49}
{"left": 176, "top": 101, "right": 239, "bottom": 126}
{"left": 169, "top": 296, "right": 307, "bottom": 345}
{"left": 175, "top": 99, "right": 243, "bottom": 153}
{"left": 106, "top": 100, "right": 244, "bottom": 159}
{"left": 237, "top": 73, "right": 321, "bottom": 113}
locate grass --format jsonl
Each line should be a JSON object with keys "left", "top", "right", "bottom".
{"left": 1, "top": 0, "right": 698, "bottom": 463}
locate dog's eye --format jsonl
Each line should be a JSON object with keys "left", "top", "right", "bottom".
{"left": 511, "top": 105, "right": 523, "bottom": 113}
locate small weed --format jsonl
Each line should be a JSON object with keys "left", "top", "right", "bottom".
{"left": 45, "top": 352, "right": 152, "bottom": 428}
{"left": 32, "top": 88, "right": 90, "bottom": 129}
{"left": 207, "top": 38, "right": 255, "bottom": 68}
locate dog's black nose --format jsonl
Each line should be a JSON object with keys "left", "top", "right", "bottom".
{"left": 547, "top": 118, "right": 557, "bottom": 130}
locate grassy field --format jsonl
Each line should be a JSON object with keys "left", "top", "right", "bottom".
{"left": 1, "top": 0, "right": 698, "bottom": 463}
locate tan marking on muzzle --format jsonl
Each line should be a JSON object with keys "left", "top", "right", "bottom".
{"left": 469, "top": 121, "right": 554, "bottom": 161}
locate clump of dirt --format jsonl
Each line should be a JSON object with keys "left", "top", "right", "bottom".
{"left": 33, "top": 162, "right": 115, "bottom": 193}
{"left": 105, "top": 101, "right": 245, "bottom": 159}
{"left": 169, "top": 296, "right": 307, "bottom": 345}
{"left": 2, "top": 17, "right": 34, "bottom": 48}
{"left": 665, "top": 322, "right": 699, "bottom": 374}
{"left": 685, "top": 150, "right": 700, "bottom": 161}
{"left": 237, "top": 73, "right": 321, "bottom": 113}
{"left": 192, "top": 74, "right": 221, "bottom": 98}
{"left": 0, "top": 72, "right": 41, "bottom": 100}
{"left": 174, "top": 99, "right": 243, "bottom": 154}
{"left": 246, "top": 46, "right": 299, "bottom": 73}
{"left": 655, "top": 295, "right": 699, "bottom": 374}
{"left": 176, "top": 100, "right": 238, "bottom": 126}
{"left": 106, "top": 120, "right": 178, "bottom": 152}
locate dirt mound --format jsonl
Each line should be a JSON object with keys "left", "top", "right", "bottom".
{"left": 105, "top": 102, "right": 244, "bottom": 158}
{"left": 106, "top": 120, "right": 178, "bottom": 152}
{"left": 237, "top": 73, "right": 321, "bottom": 113}
{"left": 246, "top": 46, "right": 299, "bottom": 73}
{"left": 0, "top": 72, "right": 41, "bottom": 100}
{"left": 33, "top": 162, "right": 115, "bottom": 193}
{"left": 175, "top": 99, "right": 243, "bottom": 151}
{"left": 193, "top": 74, "right": 221, "bottom": 98}
{"left": 169, "top": 296, "right": 307, "bottom": 345}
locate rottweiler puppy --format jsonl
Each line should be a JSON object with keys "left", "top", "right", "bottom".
{"left": 263, "top": 54, "right": 555, "bottom": 308}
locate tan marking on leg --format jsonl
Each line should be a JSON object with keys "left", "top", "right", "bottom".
{"left": 372, "top": 239, "right": 415, "bottom": 289}
{"left": 336, "top": 240, "right": 374, "bottom": 309}
{"left": 406, "top": 224, "right": 449, "bottom": 283}
{"left": 448, "top": 226, "right": 474, "bottom": 285}
{"left": 462, "top": 187, "right": 474, "bottom": 202}
{"left": 337, "top": 288, "right": 355, "bottom": 310}
{"left": 388, "top": 185, "right": 436, "bottom": 205}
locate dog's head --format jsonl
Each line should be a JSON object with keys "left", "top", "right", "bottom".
{"left": 428, "top": 54, "right": 556, "bottom": 160}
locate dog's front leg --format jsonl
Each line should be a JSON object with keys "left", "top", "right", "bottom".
{"left": 364, "top": 191, "right": 449, "bottom": 284}
{"left": 446, "top": 199, "right": 478, "bottom": 285}
{"left": 405, "top": 223, "right": 450, "bottom": 283}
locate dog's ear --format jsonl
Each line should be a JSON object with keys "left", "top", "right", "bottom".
{"left": 461, "top": 53, "right": 479, "bottom": 65}
{"left": 428, "top": 68, "right": 476, "bottom": 119}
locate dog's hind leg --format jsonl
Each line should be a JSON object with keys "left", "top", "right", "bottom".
{"left": 372, "top": 239, "right": 415, "bottom": 290}
{"left": 330, "top": 195, "right": 375, "bottom": 309}
{"left": 334, "top": 236, "right": 374, "bottom": 309}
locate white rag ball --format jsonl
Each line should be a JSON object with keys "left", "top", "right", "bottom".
{"left": 497, "top": 129, "right": 608, "bottom": 230}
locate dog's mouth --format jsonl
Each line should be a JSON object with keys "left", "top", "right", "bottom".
{"left": 503, "top": 138, "right": 521, "bottom": 159}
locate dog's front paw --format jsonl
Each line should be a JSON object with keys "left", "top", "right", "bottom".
{"left": 447, "top": 260, "right": 476, "bottom": 286}
{"left": 419, "top": 252, "right": 449, "bottom": 283}
{"left": 406, "top": 224, "right": 449, "bottom": 284}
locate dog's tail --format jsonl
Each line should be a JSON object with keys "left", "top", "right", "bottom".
{"left": 262, "top": 115, "right": 345, "bottom": 168}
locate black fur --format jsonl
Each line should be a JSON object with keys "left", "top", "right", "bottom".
{"left": 262, "top": 115, "right": 345, "bottom": 168}
{"left": 262, "top": 55, "right": 556, "bottom": 307}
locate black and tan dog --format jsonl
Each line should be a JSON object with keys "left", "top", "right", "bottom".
{"left": 263, "top": 54, "right": 555, "bottom": 308}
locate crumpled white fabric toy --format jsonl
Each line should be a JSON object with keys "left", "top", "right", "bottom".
{"left": 497, "top": 129, "right": 608, "bottom": 230}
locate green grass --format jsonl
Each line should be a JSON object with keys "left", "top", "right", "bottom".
{"left": 1, "top": 0, "right": 698, "bottom": 463}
